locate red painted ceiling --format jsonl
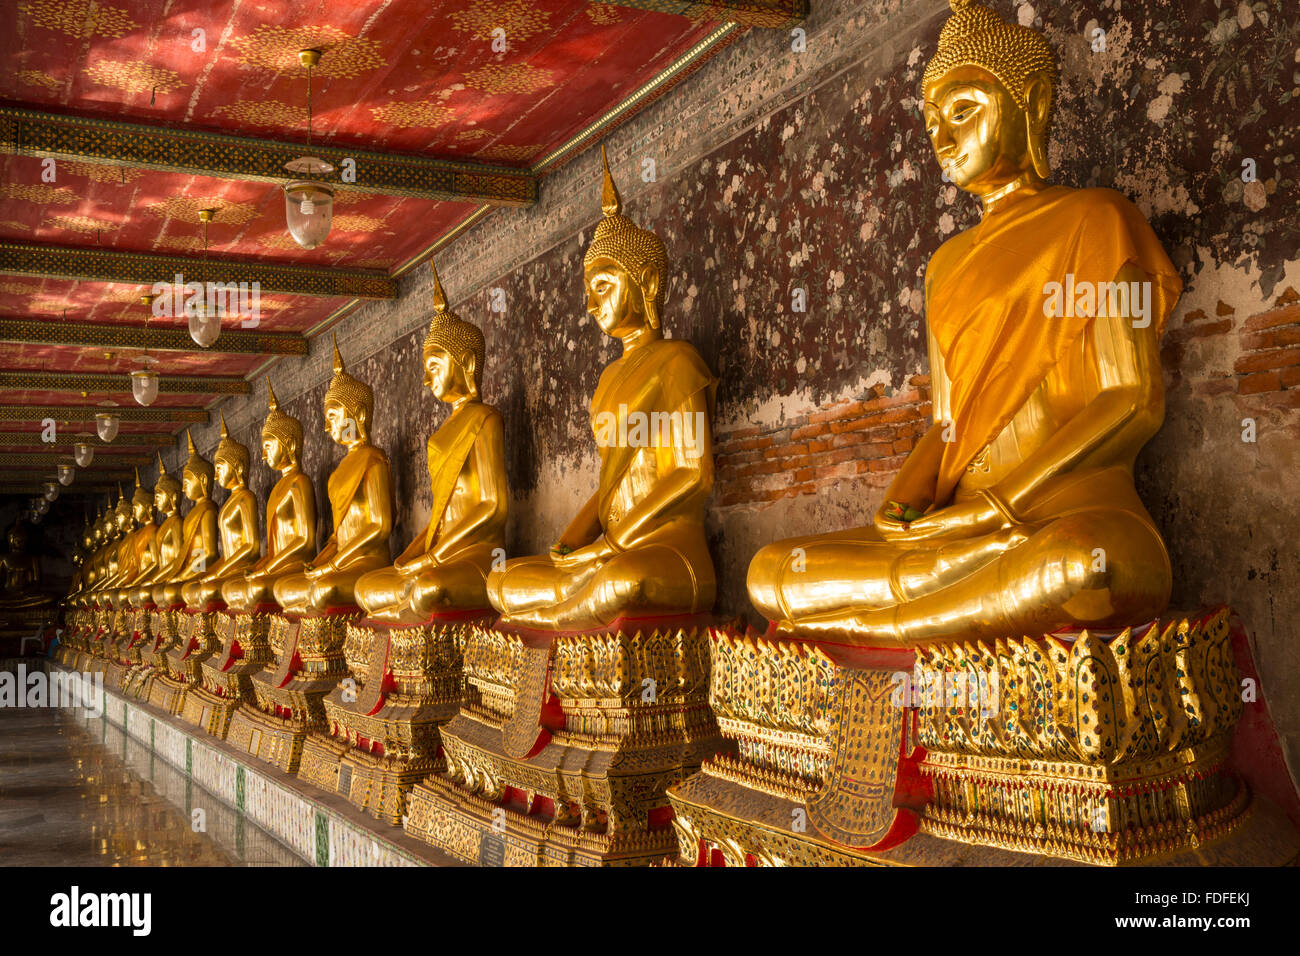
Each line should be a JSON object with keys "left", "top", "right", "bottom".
{"left": 0, "top": 0, "right": 727, "bottom": 493}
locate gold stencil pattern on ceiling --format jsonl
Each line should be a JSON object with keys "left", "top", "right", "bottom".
{"left": 475, "top": 144, "right": 541, "bottom": 163}
{"left": 154, "top": 235, "right": 203, "bottom": 252}
{"left": 455, "top": 129, "right": 489, "bottom": 142}
{"left": 332, "top": 190, "right": 379, "bottom": 206}
{"left": 463, "top": 63, "right": 556, "bottom": 96}
{"left": 369, "top": 101, "right": 455, "bottom": 129}
{"left": 448, "top": 2, "right": 552, "bottom": 42}
{"left": 210, "top": 100, "right": 306, "bottom": 128}
{"left": 331, "top": 214, "right": 385, "bottom": 233}
{"left": 44, "top": 215, "right": 116, "bottom": 235}
{"left": 229, "top": 25, "right": 386, "bottom": 79}
{"left": 256, "top": 233, "right": 308, "bottom": 251}
{"left": 144, "top": 197, "right": 258, "bottom": 226}
{"left": 0, "top": 281, "right": 44, "bottom": 296}
{"left": 351, "top": 259, "right": 392, "bottom": 271}
{"left": 84, "top": 60, "right": 185, "bottom": 95}
{"left": 63, "top": 162, "right": 146, "bottom": 183}
{"left": 18, "top": 0, "right": 137, "bottom": 39}
{"left": 0, "top": 220, "right": 33, "bottom": 231}
{"left": 16, "top": 70, "right": 61, "bottom": 92}
{"left": 586, "top": 4, "right": 623, "bottom": 25}
{"left": 1, "top": 183, "right": 78, "bottom": 205}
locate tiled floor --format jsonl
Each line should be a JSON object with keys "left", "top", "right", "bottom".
{"left": 0, "top": 705, "right": 302, "bottom": 866}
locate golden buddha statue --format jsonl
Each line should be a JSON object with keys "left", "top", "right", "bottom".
{"left": 355, "top": 264, "right": 507, "bottom": 626}
{"left": 182, "top": 413, "right": 260, "bottom": 609}
{"left": 486, "top": 147, "right": 717, "bottom": 631}
{"left": 151, "top": 431, "right": 218, "bottom": 609}
{"left": 111, "top": 469, "right": 158, "bottom": 610}
{"left": 0, "top": 522, "right": 44, "bottom": 608}
{"left": 131, "top": 453, "right": 183, "bottom": 608}
{"left": 747, "top": 0, "right": 1183, "bottom": 647}
{"left": 83, "top": 504, "right": 117, "bottom": 603}
{"left": 274, "top": 335, "right": 392, "bottom": 614}
{"left": 222, "top": 381, "right": 317, "bottom": 612}
{"left": 99, "top": 488, "right": 137, "bottom": 595}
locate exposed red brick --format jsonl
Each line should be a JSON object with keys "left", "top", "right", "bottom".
{"left": 868, "top": 455, "right": 908, "bottom": 472}
{"left": 1194, "top": 380, "right": 1235, "bottom": 396}
{"left": 794, "top": 467, "right": 814, "bottom": 482}
{"left": 1234, "top": 347, "right": 1300, "bottom": 374}
{"left": 1280, "top": 366, "right": 1300, "bottom": 388}
{"left": 808, "top": 401, "right": 864, "bottom": 425}
{"left": 1216, "top": 300, "right": 1236, "bottom": 316}
{"left": 1243, "top": 304, "right": 1300, "bottom": 332}
{"left": 807, "top": 438, "right": 830, "bottom": 454}
{"left": 776, "top": 442, "right": 809, "bottom": 458}
{"left": 1241, "top": 326, "right": 1300, "bottom": 351}
{"left": 1276, "top": 286, "right": 1299, "bottom": 307}
{"left": 909, "top": 373, "right": 931, "bottom": 386}
{"left": 1239, "top": 371, "right": 1281, "bottom": 394}
{"left": 724, "top": 426, "right": 761, "bottom": 440}
{"left": 1182, "top": 308, "right": 1208, "bottom": 324}
{"left": 892, "top": 437, "right": 915, "bottom": 453}
{"left": 791, "top": 422, "right": 830, "bottom": 440}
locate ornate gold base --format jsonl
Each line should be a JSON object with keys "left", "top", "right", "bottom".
{"left": 226, "top": 702, "right": 310, "bottom": 773}
{"left": 230, "top": 610, "right": 360, "bottom": 773}
{"left": 666, "top": 609, "right": 1296, "bottom": 866}
{"left": 160, "top": 609, "right": 223, "bottom": 685}
{"left": 180, "top": 685, "right": 240, "bottom": 738}
{"left": 148, "top": 673, "right": 188, "bottom": 715}
{"left": 403, "top": 617, "right": 722, "bottom": 866}
{"left": 306, "top": 614, "right": 480, "bottom": 824}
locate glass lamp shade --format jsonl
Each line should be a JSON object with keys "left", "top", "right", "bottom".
{"left": 57, "top": 463, "right": 75, "bottom": 485}
{"left": 131, "top": 369, "right": 160, "bottom": 406}
{"left": 74, "top": 442, "right": 94, "bottom": 466}
{"left": 33, "top": 497, "right": 49, "bottom": 516}
{"left": 283, "top": 180, "right": 334, "bottom": 249}
{"left": 43, "top": 481, "right": 59, "bottom": 502}
{"left": 95, "top": 412, "right": 120, "bottom": 442}
{"left": 187, "top": 304, "right": 222, "bottom": 348}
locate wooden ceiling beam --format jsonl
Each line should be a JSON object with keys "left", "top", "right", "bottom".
{"left": 0, "top": 108, "right": 536, "bottom": 206}
{"left": 0, "top": 430, "right": 174, "bottom": 447}
{"left": 0, "top": 242, "right": 396, "bottom": 300}
{"left": 0, "top": 406, "right": 208, "bottom": 424}
{"left": 595, "top": 0, "right": 807, "bottom": 28}
{"left": 0, "top": 451, "right": 150, "bottom": 466}
{"left": 0, "top": 317, "right": 308, "bottom": 356}
{"left": 0, "top": 370, "right": 249, "bottom": 395}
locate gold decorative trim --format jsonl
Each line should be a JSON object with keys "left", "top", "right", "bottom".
{"left": 0, "top": 370, "right": 250, "bottom": 395}
{"left": 0, "top": 405, "right": 208, "bottom": 423}
{"left": 593, "top": 1, "right": 807, "bottom": 29}
{"left": 0, "top": 318, "right": 308, "bottom": 356}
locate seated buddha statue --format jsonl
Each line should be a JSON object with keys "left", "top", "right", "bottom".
{"left": 98, "top": 489, "right": 137, "bottom": 597}
{"left": 273, "top": 336, "right": 392, "bottom": 614}
{"left": 222, "top": 380, "right": 317, "bottom": 611}
{"left": 83, "top": 505, "right": 117, "bottom": 605}
{"left": 355, "top": 263, "right": 508, "bottom": 626}
{"left": 151, "top": 431, "right": 218, "bottom": 609}
{"left": 182, "top": 413, "right": 260, "bottom": 609}
{"left": 111, "top": 469, "right": 158, "bottom": 610}
{"left": 131, "top": 453, "right": 183, "bottom": 608}
{"left": 747, "top": 0, "right": 1183, "bottom": 647}
{"left": 487, "top": 147, "right": 717, "bottom": 631}
{"left": 0, "top": 522, "right": 44, "bottom": 609}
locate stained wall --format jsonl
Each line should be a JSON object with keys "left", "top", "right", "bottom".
{"left": 148, "top": 1, "right": 1299, "bottom": 780}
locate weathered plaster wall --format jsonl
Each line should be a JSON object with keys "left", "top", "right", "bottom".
{"left": 153, "top": 1, "right": 1298, "bottom": 779}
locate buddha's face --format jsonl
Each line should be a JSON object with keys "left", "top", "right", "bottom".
{"left": 115, "top": 507, "right": 131, "bottom": 531}
{"left": 423, "top": 347, "right": 463, "bottom": 403}
{"left": 324, "top": 399, "right": 362, "bottom": 446}
{"left": 8, "top": 530, "right": 22, "bottom": 551}
{"left": 182, "top": 468, "right": 206, "bottom": 502}
{"left": 133, "top": 497, "right": 151, "bottom": 523}
{"left": 263, "top": 435, "right": 285, "bottom": 470}
{"left": 923, "top": 65, "right": 1031, "bottom": 194}
{"left": 215, "top": 458, "right": 235, "bottom": 490}
{"left": 585, "top": 260, "right": 644, "bottom": 338}
{"left": 154, "top": 487, "right": 169, "bottom": 514}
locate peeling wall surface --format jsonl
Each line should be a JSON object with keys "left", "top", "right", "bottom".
{"left": 157, "top": 1, "right": 1299, "bottom": 781}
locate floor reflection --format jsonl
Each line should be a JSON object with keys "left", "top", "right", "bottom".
{"left": 0, "top": 705, "right": 303, "bottom": 867}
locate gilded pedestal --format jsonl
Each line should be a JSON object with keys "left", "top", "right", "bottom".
{"left": 666, "top": 608, "right": 1299, "bottom": 866}
{"left": 150, "top": 607, "right": 219, "bottom": 716}
{"left": 184, "top": 606, "right": 278, "bottom": 739}
{"left": 226, "top": 609, "right": 358, "bottom": 774}
{"left": 403, "top": 616, "right": 721, "bottom": 866}
{"left": 297, "top": 611, "right": 482, "bottom": 824}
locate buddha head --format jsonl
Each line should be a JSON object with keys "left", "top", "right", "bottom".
{"left": 154, "top": 451, "right": 181, "bottom": 515}
{"left": 213, "top": 411, "right": 250, "bottom": 490}
{"left": 921, "top": 0, "right": 1057, "bottom": 196}
{"left": 7, "top": 522, "right": 26, "bottom": 554}
{"left": 261, "top": 378, "right": 303, "bottom": 471}
{"left": 181, "top": 429, "right": 215, "bottom": 502}
{"left": 583, "top": 145, "right": 668, "bottom": 340}
{"left": 423, "top": 261, "right": 485, "bottom": 405}
{"left": 323, "top": 333, "right": 373, "bottom": 447}
{"left": 130, "top": 467, "right": 153, "bottom": 524}
{"left": 113, "top": 484, "right": 135, "bottom": 532}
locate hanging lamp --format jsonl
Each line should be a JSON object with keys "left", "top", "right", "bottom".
{"left": 188, "top": 210, "right": 222, "bottom": 347}
{"left": 283, "top": 49, "right": 335, "bottom": 250}
{"left": 131, "top": 293, "right": 160, "bottom": 404}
